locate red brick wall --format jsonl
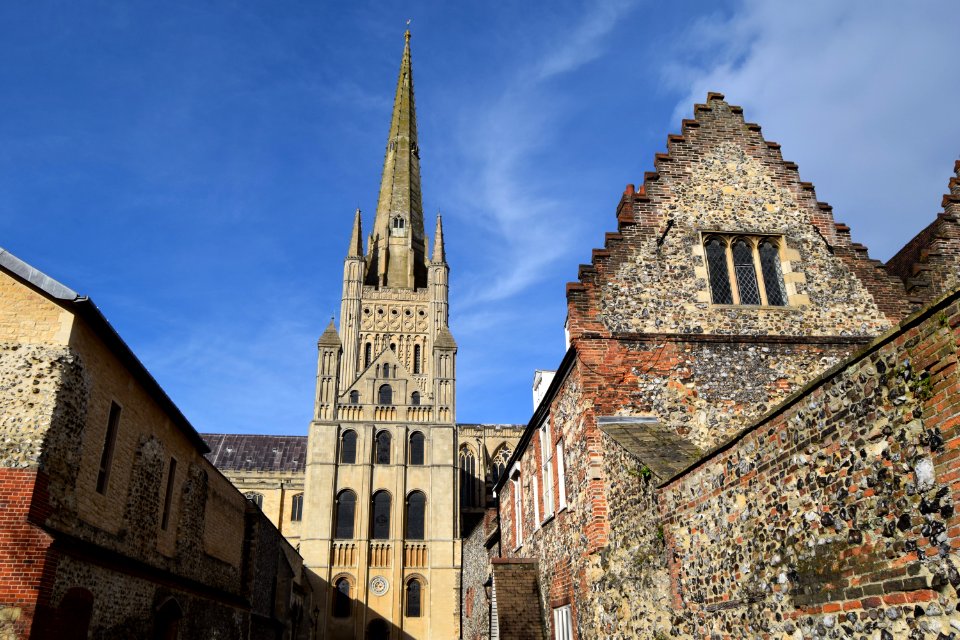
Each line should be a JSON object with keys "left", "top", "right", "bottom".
{"left": 0, "top": 468, "right": 55, "bottom": 639}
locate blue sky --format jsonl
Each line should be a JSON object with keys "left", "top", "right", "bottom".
{"left": 1, "top": 1, "right": 958, "bottom": 433}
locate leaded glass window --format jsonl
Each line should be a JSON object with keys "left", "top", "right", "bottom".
{"left": 376, "top": 431, "right": 391, "bottom": 464}
{"left": 340, "top": 430, "right": 357, "bottom": 464}
{"left": 406, "top": 491, "right": 426, "bottom": 539}
{"left": 705, "top": 237, "right": 733, "bottom": 304}
{"left": 491, "top": 447, "right": 511, "bottom": 485}
{"left": 405, "top": 580, "right": 422, "bottom": 617}
{"left": 732, "top": 239, "right": 762, "bottom": 305}
{"left": 371, "top": 491, "right": 391, "bottom": 539}
{"left": 459, "top": 447, "right": 479, "bottom": 508}
{"left": 759, "top": 240, "right": 787, "bottom": 306}
{"left": 334, "top": 490, "right": 356, "bottom": 539}
{"left": 409, "top": 432, "right": 424, "bottom": 465}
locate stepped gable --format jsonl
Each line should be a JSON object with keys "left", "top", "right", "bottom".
{"left": 886, "top": 159, "right": 960, "bottom": 308}
{"left": 566, "top": 92, "right": 909, "bottom": 342}
{"left": 203, "top": 433, "right": 307, "bottom": 473}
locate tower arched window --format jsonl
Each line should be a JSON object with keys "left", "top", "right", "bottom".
{"left": 290, "top": 493, "right": 304, "bottom": 522}
{"left": 406, "top": 491, "right": 426, "bottom": 540}
{"left": 371, "top": 491, "right": 391, "bottom": 539}
{"left": 413, "top": 344, "right": 421, "bottom": 374}
{"left": 378, "top": 384, "right": 393, "bottom": 405}
{"left": 349, "top": 390, "right": 359, "bottom": 404}
{"left": 334, "top": 490, "right": 357, "bottom": 539}
{"left": 364, "top": 343, "right": 372, "bottom": 368}
{"left": 405, "top": 579, "right": 423, "bottom": 617}
{"left": 340, "top": 430, "right": 357, "bottom": 464}
{"left": 411, "top": 391, "right": 420, "bottom": 406}
{"left": 491, "top": 446, "right": 512, "bottom": 485}
{"left": 459, "top": 447, "right": 479, "bottom": 508}
{"left": 409, "top": 432, "right": 424, "bottom": 465}
{"left": 376, "top": 431, "right": 391, "bottom": 465}
{"left": 333, "top": 578, "right": 351, "bottom": 618}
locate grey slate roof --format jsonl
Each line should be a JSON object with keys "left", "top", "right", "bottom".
{"left": 203, "top": 433, "right": 308, "bottom": 472}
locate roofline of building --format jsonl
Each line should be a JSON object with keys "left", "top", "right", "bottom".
{"left": 0, "top": 247, "right": 210, "bottom": 454}
{"left": 492, "top": 346, "right": 578, "bottom": 495}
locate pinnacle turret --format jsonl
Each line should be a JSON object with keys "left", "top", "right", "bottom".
{"left": 347, "top": 208, "right": 363, "bottom": 258}
{"left": 432, "top": 214, "right": 445, "bottom": 263}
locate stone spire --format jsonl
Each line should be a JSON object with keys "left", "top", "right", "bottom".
{"left": 347, "top": 208, "right": 363, "bottom": 258}
{"left": 432, "top": 213, "right": 445, "bottom": 263}
{"left": 366, "top": 30, "right": 427, "bottom": 289}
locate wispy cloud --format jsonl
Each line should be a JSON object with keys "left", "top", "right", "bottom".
{"left": 450, "top": 0, "right": 641, "bottom": 305}
{"left": 664, "top": 0, "right": 960, "bottom": 259}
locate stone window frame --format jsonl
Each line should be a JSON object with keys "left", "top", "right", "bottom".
{"left": 459, "top": 445, "right": 480, "bottom": 508}
{"left": 539, "top": 414, "right": 555, "bottom": 523}
{"left": 244, "top": 491, "right": 264, "bottom": 509}
{"left": 404, "top": 574, "right": 427, "bottom": 618}
{"left": 555, "top": 440, "right": 568, "bottom": 512}
{"left": 404, "top": 490, "right": 427, "bottom": 540}
{"left": 160, "top": 457, "right": 178, "bottom": 531}
{"left": 96, "top": 400, "right": 123, "bottom": 495}
{"left": 409, "top": 431, "right": 426, "bottom": 465}
{"left": 334, "top": 489, "right": 357, "bottom": 539}
{"left": 290, "top": 493, "right": 304, "bottom": 522}
{"left": 694, "top": 231, "right": 808, "bottom": 308}
{"left": 340, "top": 430, "right": 358, "bottom": 464}
{"left": 331, "top": 574, "right": 354, "bottom": 618}
{"left": 370, "top": 490, "right": 392, "bottom": 540}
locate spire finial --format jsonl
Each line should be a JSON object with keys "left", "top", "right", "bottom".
{"left": 405, "top": 19, "right": 411, "bottom": 41}
{"left": 432, "top": 211, "right": 445, "bottom": 263}
{"left": 347, "top": 207, "right": 363, "bottom": 258}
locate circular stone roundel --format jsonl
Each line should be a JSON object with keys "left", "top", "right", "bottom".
{"left": 370, "top": 576, "right": 389, "bottom": 596}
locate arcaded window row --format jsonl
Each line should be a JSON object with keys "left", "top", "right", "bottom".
{"left": 333, "top": 576, "right": 424, "bottom": 620}
{"left": 346, "top": 384, "right": 421, "bottom": 406}
{"left": 338, "top": 429, "right": 425, "bottom": 465}
{"left": 333, "top": 489, "right": 426, "bottom": 540}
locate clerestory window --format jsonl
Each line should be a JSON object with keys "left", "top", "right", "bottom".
{"left": 703, "top": 235, "right": 788, "bottom": 306}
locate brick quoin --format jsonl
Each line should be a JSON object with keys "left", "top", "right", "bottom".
{"left": 0, "top": 468, "right": 55, "bottom": 639}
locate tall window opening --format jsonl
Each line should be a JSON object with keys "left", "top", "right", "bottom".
{"left": 333, "top": 578, "right": 351, "bottom": 618}
{"left": 349, "top": 390, "right": 359, "bottom": 404}
{"left": 376, "top": 431, "right": 392, "bottom": 464}
{"left": 378, "top": 384, "right": 393, "bottom": 405}
{"left": 491, "top": 447, "right": 512, "bottom": 485}
{"left": 540, "top": 418, "right": 554, "bottom": 520}
{"left": 364, "top": 343, "right": 372, "bottom": 368}
{"left": 96, "top": 401, "right": 122, "bottom": 494}
{"left": 405, "top": 579, "right": 423, "bottom": 617}
{"left": 459, "top": 447, "right": 478, "bottom": 508}
{"left": 290, "top": 493, "right": 304, "bottom": 522}
{"left": 406, "top": 491, "right": 426, "bottom": 539}
{"left": 160, "top": 458, "right": 177, "bottom": 531}
{"left": 512, "top": 472, "right": 523, "bottom": 548}
{"left": 409, "top": 432, "right": 425, "bottom": 465}
{"left": 411, "top": 391, "right": 420, "bottom": 406}
{"left": 413, "top": 344, "right": 421, "bottom": 374}
{"left": 340, "top": 430, "right": 357, "bottom": 464}
{"left": 334, "top": 490, "right": 356, "bottom": 539}
{"left": 371, "top": 491, "right": 391, "bottom": 539}
{"left": 703, "top": 235, "right": 789, "bottom": 306}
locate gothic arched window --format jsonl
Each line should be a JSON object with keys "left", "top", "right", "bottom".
{"left": 340, "top": 430, "right": 357, "bottom": 464}
{"left": 411, "top": 391, "right": 420, "bottom": 406}
{"left": 705, "top": 236, "right": 733, "bottom": 305}
{"left": 491, "top": 446, "right": 512, "bottom": 485}
{"left": 732, "top": 238, "right": 761, "bottom": 305}
{"left": 244, "top": 492, "right": 263, "bottom": 509}
{"left": 405, "top": 579, "right": 423, "bottom": 617}
{"left": 406, "top": 491, "right": 426, "bottom": 540}
{"left": 413, "top": 344, "right": 421, "bottom": 374}
{"left": 334, "top": 490, "right": 356, "bottom": 539}
{"left": 409, "top": 432, "right": 425, "bottom": 465}
{"left": 376, "top": 431, "right": 391, "bottom": 465}
{"left": 378, "top": 384, "right": 393, "bottom": 405}
{"left": 290, "top": 493, "right": 303, "bottom": 522}
{"left": 371, "top": 491, "right": 391, "bottom": 539}
{"left": 459, "top": 447, "right": 479, "bottom": 508}
{"left": 759, "top": 239, "right": 787, "bottom": 306}
{"left": 333, "top": 578, "right": 351, "bottom": 618}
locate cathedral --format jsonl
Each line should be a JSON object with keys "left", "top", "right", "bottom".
{"left": 2, "top": 24, "right": 960, "bottom": 640}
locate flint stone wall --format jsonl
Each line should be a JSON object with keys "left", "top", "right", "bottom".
{"left": 660, "top": 291, "right": 960, "bottom": 638}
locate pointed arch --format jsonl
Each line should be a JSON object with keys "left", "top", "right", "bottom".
{"left": 459, "top": 445, "right": 480, "bottom": 508}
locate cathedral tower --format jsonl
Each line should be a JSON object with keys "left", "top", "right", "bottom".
{"left": 302, "top": 31, "right": 459, "bottom": 640}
